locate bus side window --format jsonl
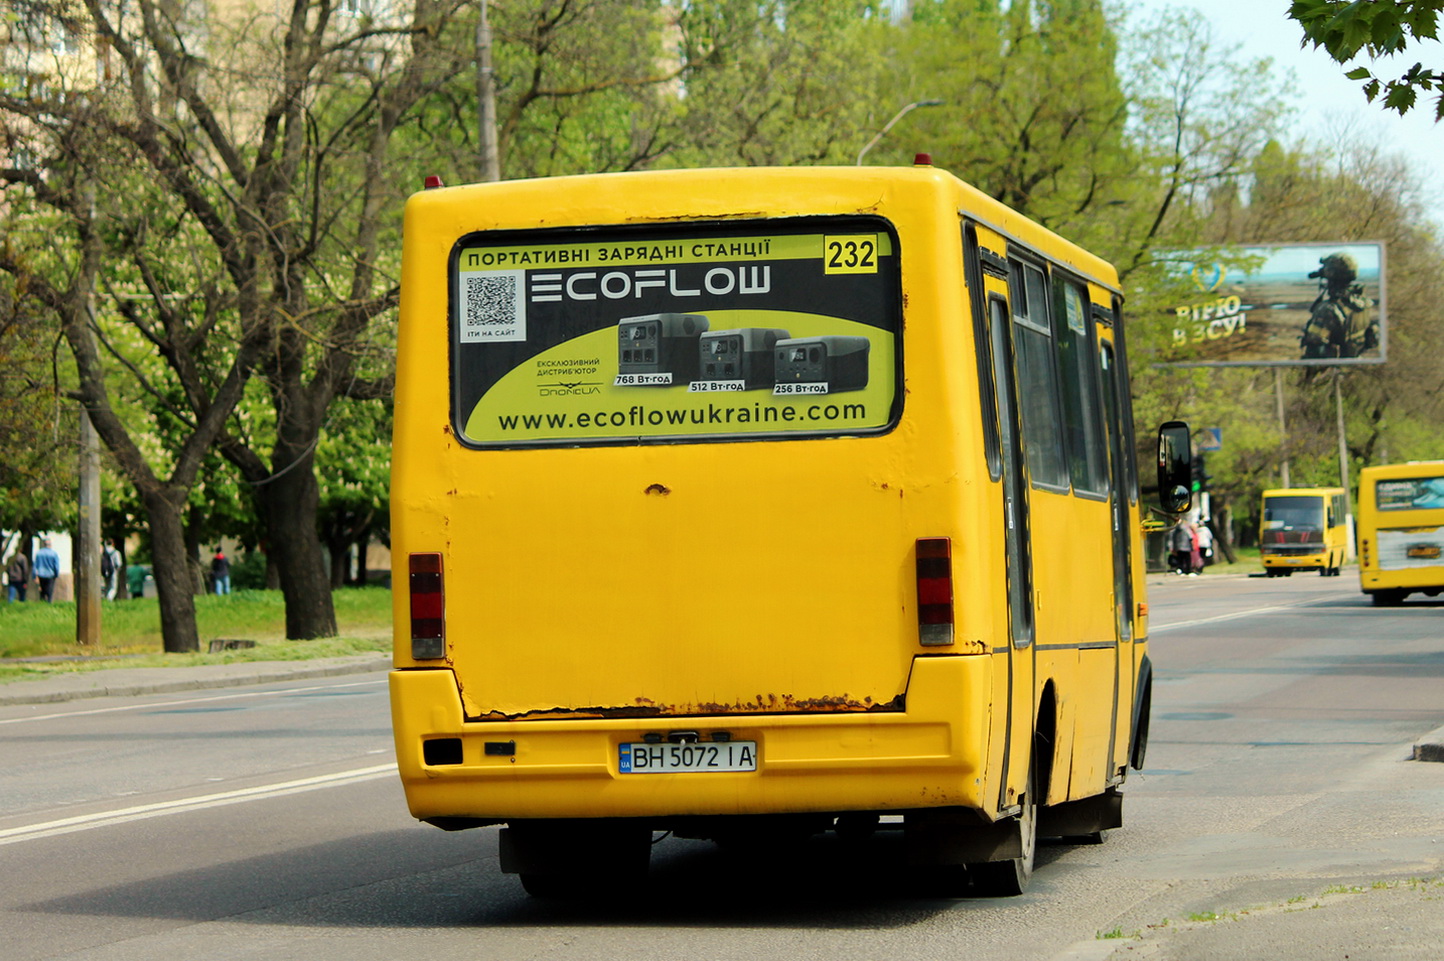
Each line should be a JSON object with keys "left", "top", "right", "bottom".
{"left": 1009, "top": 260, "right": 1068, "bottom": 490}
{"left": 963, "top": 224, "right": 1002, "bottom": 481}
{"left": 1052, "top": 276, "right": 1107, "bottom": 496}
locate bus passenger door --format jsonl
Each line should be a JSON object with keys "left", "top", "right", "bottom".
{"left": 986, "top": 285, "right": 1036, "bottom": 812}
{"left": 1099, "top": 338, "right": 1132, "bottom": 776}
{"left": 966, "top": 227, "right": 1035, "bottom": 814}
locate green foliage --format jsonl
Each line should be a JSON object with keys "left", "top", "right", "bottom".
{"left": 886, "top": 0, "right": 1135, "bottom": 247}
{"left": 0, "top": 245, "right": 77, "bottom": 534}
{"left": 666, "top": 1, "right": 889, "bottom": 167}
{"left": 1118, "top": 8, "right": 1295, "bottom": 272}
{"left": 1289, "top": 0, "right": 1444, "bottom": 118}
{"left": 230, "top": 550, "right": 269, "bottom": 591}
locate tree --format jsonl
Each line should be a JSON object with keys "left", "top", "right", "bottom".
{"left": 874, "top": 0, "right": 1136, "bottom": 254}
{"left": 2, "top": 0, "right": 475, "bottom": 643}
{"left": 1289, "top": 0, "right": 1444, "bottom": 119}
{"left": 421, "top": 1, "right": 888, "bottom": 179}
{"left": 316, "top": 394, "right": 391, "bottom": 588}
{"left": 664, "top": 0, "right": 890, "bottom": 167}
{"left": 1117, "top": 8, "right": 1294, "bottom": 279}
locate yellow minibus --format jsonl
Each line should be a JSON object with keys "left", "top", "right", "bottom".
{"left": 389, "top": 161, "right": 1190, "bottom": 897}
{"left": 1259, "top": 487, "right": 1348, "bottom": 576}
{"left": 1357, "top": 462, "right": 1444, "bottom": 605}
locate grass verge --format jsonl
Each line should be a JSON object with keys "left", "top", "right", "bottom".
{"left": 0, "top": 587, "right": 392, "bottom": 683}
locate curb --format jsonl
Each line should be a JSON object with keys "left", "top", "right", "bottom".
{"left": 1415, "top": 724, "right": 1444, "bottom": 762}
{"left": 0, "top": 653, "right": 392, "bottom": 707}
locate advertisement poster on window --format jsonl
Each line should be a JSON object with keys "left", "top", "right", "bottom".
{"left": 1156, "top": 242, "right": 1385, "bottom": 367}
{"left": 449, "top": 218, "right": 902, "bottom": 447}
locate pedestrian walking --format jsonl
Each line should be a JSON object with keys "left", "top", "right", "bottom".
{"left": 5, "top": 550, "right": 30, "bottom": 602}
{"left": 1196, "top": 522, "right": 1215, "bottom": 568}
{"left": 1168, "top": 522, "right": 1192, "bottom": 574}
{"left": 211, "top": 546, "right": 231, "bottom": 595}
{"left": 126, "top": 563, "right": 149, "bottom": 599}
{"left": 33, "top": 538, "right": 61, "bottom": 602}
{"left": 102, "top": 540, "right": 123, "bottom": 600}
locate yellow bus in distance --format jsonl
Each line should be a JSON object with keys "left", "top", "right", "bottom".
{"left": 1259, "top": 487, "right": 1348, "bottom": 576}
{"left": 1357, "top": 462, "right": 1444, "bottom": 605}
{"left": 389, "top": 161, "right": 1191, "bottom": 898}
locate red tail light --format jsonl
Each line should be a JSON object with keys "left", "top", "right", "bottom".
{"left": 409, "top": 553, "right": 445, "bottom": 659}
{"left": 916, "top": 537, "right": 954, "bottom": 646}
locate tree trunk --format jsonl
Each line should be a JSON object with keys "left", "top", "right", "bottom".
{"left": 354, "top": 524, "right": 372, "bottom": 587}
{"left": 329, "top": 538, "right": 350, "bottom": 589}
{"left": 143, "top": 487, "right": 201, "bottom": 653}
{"left": 184, "top": 506, "right": 208, "bottom": 594}
{"left": 1208, "top": 496, "right": 1238, "bottom": 565}
{"left": 262, "top": 456, "right": 337, "bottom": 639}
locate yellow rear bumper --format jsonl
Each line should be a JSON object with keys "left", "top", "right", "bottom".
{"left": 389, "top": 654, "right": 991, "bottom": 821}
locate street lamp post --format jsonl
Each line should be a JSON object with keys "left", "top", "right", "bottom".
{"left": 856, "top": 99, "right": 943, "bottom": 165}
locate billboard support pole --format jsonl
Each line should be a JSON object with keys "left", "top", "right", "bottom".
{"left": 1274, "top": 368, "right": 1290, "bottom": 488}
{"left": 1335, "top": 369, "right": 1352, "bottom": 521}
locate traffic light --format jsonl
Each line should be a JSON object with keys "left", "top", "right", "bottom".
{"left": 1191, "top": 454, "right": 1210, "bottom": 492}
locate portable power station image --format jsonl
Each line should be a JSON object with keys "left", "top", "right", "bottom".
{"left": 617, "top": 313, "right": 711, "bottom": 383}
{"left": 697, "top": 327, "right": 792, "bottom": 388}
{"left": 773, "top": 335, "right": 871, "bottom": 392}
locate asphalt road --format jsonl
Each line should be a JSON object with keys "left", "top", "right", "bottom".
{"left": 1, "top": 571, "right": 1441, "bottom": 960}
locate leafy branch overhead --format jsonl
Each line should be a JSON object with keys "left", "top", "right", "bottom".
{"left": 1289, "top": 0, "right": 1444, "bottom": 118}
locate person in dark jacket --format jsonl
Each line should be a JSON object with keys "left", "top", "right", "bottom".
{"left": 5, "top": 550, "right": 30, "bottom": 602}
{"left": 211, "top": 547, "right": 231, "bottom": 595}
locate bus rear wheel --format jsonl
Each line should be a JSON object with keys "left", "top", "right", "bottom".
{"left": 502, "top": 820, "right": 651, "bottom": 899}
{"left": 1371, "top": 590, "right": 1407, "bottom": 607}
{"left": 968, "top": 765, "right": 1037, "bottom": 897}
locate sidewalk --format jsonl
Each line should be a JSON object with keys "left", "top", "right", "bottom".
{"left": 0, "top": 651, "right": 391, "bottom": 706}
{"left": 1095, "top": 879, "right": 1444, "bottom": 960}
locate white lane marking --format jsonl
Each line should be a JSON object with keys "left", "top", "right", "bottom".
{"left": 0, "top": 763, "right": 398, "bottom": 846}
{"left": 0, "top": 677, "right": 387, "bottom": 726}
{"left": 1150, "top": 605, "right": 1294, "bottom": 632}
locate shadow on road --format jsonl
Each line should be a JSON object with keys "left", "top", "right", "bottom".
{"left": 19, "top": 825, "right": 1081, "bottom": 929}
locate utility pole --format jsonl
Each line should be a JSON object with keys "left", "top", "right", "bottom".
{"left": 76, "top": 408, "right": 101, "bottom": 644}
{"left": 476, "top": 0, "right": 500, "bottom": 182}
{"left": 76, "top": 183, "right": 101, "bottom": 644}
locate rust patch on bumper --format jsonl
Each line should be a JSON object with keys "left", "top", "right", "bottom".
{"left": 468, "top": 692, "right": 906, "bottom": 722}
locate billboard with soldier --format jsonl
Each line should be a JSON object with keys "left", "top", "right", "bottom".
{"left": 1156, "top": 242, "right": 1385, "bottom": 367}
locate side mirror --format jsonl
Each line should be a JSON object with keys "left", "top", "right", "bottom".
{"left": 1157, "top": 421, "right": 1193, "bottom": 514}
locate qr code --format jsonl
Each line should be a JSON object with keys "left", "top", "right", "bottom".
{"left": 459, "top": 270, "right": 526, "bottom": 343}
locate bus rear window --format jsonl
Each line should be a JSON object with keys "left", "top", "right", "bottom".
{"left": 449, "top": 217, "right": 902, "bottom": 447}
{"left": 1377, "top": 477, "right": 1444, "bottom": 510}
